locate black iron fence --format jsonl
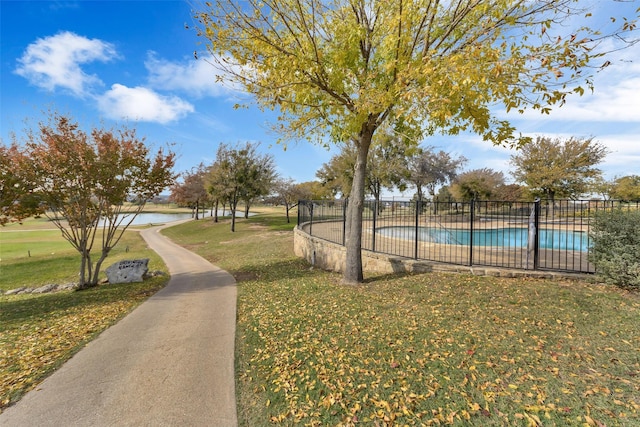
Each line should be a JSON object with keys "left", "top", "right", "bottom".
{"left": 297, "top": 199, "right": 640, "bottom": 274}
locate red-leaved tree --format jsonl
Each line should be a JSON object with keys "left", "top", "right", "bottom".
{"left": 18, "top": 113, "right": 176, "bottom": 289}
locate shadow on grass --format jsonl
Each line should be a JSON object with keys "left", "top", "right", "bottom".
{"left": 229, "top": 257, "right": 334, "bottom": 284}
{"left": 229, "top": 257, "right": 428, "bottom": 286}
{"left": 361, "top": 270, "right": 425, "bottom": 284}
{"left": 0, "top": 279, "right": 165, "bottom": 327}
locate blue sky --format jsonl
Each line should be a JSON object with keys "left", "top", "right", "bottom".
{"left": 2, "top": 1, "right": 639, "bottom": 198}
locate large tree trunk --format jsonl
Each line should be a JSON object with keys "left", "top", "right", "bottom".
{"left": 343, "top": 127, "right": 374, "bottom": 285}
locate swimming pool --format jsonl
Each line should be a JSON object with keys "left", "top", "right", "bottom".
{"left": 375, "top": 226, "right": 589, "bottom": 252}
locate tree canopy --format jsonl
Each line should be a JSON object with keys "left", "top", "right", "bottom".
{"left": 610, "top": 175, "right": 640, "bottom": 201}
{"left": 196, "top": 0, "right": 638, "bottom": 283}
{"left": 207, "top": 142, "right": 276, "bottom": 231}
{"left": 170, "top": 164, "right": 210, "bottom": 219}
{"left": 296, "top": 180, "right": 336, "bottom": 200}
{"left": 510, "top": 136, "right": 608, "bottom": 201}
{"left": 451, "top": 168, "right": 505, "bottom": 201}
{"left": 14, "top": 113, "right": 176, "bottom": 288}
{"left": 317, "top": 132, "right": 410, "bottom": 201}
{"left": 268, "top": 178, "right": 307, "bottom": 223}
{"left": 0, "top": 142, "right": 43, "bottom": 225}
{"left": 407, "top": 147, "right": 466, "bottom": 202}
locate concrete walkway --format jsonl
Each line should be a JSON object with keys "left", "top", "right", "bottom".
{"left": 0, "top": 221, "right": 238, "bottom": 427}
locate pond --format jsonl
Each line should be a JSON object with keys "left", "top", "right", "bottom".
{"left": 99, "top": 210, "right": 246, "bottom": 226}
{"left": 126, "top": 212, "right": 194, "bottom": 225}
{"left": 375, "top": 226, "right": 589, "bottom": 252}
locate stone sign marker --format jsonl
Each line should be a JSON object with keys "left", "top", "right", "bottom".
{"left": 106, "top": 259, "right": 149, "bottom": 284}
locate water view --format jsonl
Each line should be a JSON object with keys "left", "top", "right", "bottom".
{"left": 99, "top": 210, "right": 248, "bottom": 226}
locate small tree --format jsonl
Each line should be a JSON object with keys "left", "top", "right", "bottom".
{"left": 208, "top": 142, "right": 275, "bottom": 231}
{"left": 493, "top": 183, "right": 527, "bottom": 203}
{"left": 239, "top": 147, "right": 277, "bottom": 218}
{"left": 206, "top": 158, "right": 230, "bottom": 223}
{"left": 610, "top": 175, "right": 640, "bottom": 201}
{"left": 270, "top": 178, "right": 306, "bottom": 223}
{"left": 592, "top": 177, "right": 615, "bottom": 201}
{"left": 170, "top": 164, "right": 209, "bottom": 219}
{"left": 0, "top": 142, "right": 43, "bottom": 225}
{"left": 18, "top": 114, "right": 176, "bottom": 289}
{"left": 407, "top": 147, "right": 467, "bottom": 202}
{"left": 451, "top": 168, "right": 505, "bottom": 202}
{"left": 366, "top": 133, "right": 413, "bottom": 209}
{"left": 316, "top": 146, "right": 356, "bottom": 199}
{"left": 296, "top": 181, "right": 335, "bottom": 200}
{"left": 316, "top": 132, "right": 412, "bottom": 204}
{"left": 510, "top": 136, "right": 608, "bottom": 203}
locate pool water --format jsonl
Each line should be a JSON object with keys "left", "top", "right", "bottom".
{"left": 375, "top": 226, "right": 589, "bottom": 252}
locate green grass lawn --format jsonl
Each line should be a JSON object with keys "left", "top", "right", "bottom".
{"left": 0, "top": 229, "right": 80, "bottom": 290}
{"left": 0, "top": 226, "right": 163, "bottom": 291}
{"left": 0, "top": 223, "right": 169, "bottom": 411}
{"left": 164, "top": 209, "right": 640, "bottom": 427}
{"left": 2, "top": 208, "right": 639, "bottom": 425}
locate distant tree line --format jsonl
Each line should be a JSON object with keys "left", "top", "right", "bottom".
{"left": 169, "top": 142, "right": 337, "bottom": 228}
{"left": 313, "top": 135, "right": 639, "bottom": 204}
{"left": 169, "top": 135, "right": 639, "bottom": 233}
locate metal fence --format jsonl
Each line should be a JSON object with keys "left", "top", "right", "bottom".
{"left": 297, "top": 199, "right": 640, "bottom": 274}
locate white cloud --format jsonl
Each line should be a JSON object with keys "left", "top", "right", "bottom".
{"left": 596, "top": 134, "right": 640, "bottom": 178}
{"left": 536, "top": 76, "right": 640, "bottom": 123}
{"left": 15, "top": 31, "right": 117, "bottom": 96}
{"left": 145, "top": 52, "right": 240, "bottom": 97}
{"left": 97, "top": 84, "right": 194, "bottom": 124}
{"left": 505, "top": 41, "right": 640, "bottom": 123}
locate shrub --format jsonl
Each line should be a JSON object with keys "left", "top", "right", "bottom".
{"left": 589, "top": 208, "right": 640, "bottom": 290}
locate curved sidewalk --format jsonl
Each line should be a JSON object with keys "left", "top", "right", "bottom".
{"left": 0, "top": 221, "right": 238, "bottom": 427}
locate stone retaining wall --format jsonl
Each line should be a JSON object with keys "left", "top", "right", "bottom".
{"left": 293, "top": 226, "right": 589, "bottom": 281}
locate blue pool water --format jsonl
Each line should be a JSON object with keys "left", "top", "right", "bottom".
{"left": 375, "top": 226, "right": 589, "bottom": 252}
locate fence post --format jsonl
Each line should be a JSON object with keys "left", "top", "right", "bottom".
{"left": 469, "top": 200, "right": 475, "bottom": 266}
{"left": 372, "top": 199, "right": 377, "bottom": 252}
{"left": 533, "top": 198, "right": 540, "bottom": 270}
{"left": 342, "top": 198, "right": 347, "bottom": 246}
{"left": 414, "top": 200, "right": 420, "bottom": 259}
{"left": 309, "top": 201, "right": 313, "bottom": 236}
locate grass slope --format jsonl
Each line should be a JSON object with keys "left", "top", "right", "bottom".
{"left": 164, "top": 209, "right": 640, "bottom": 427}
